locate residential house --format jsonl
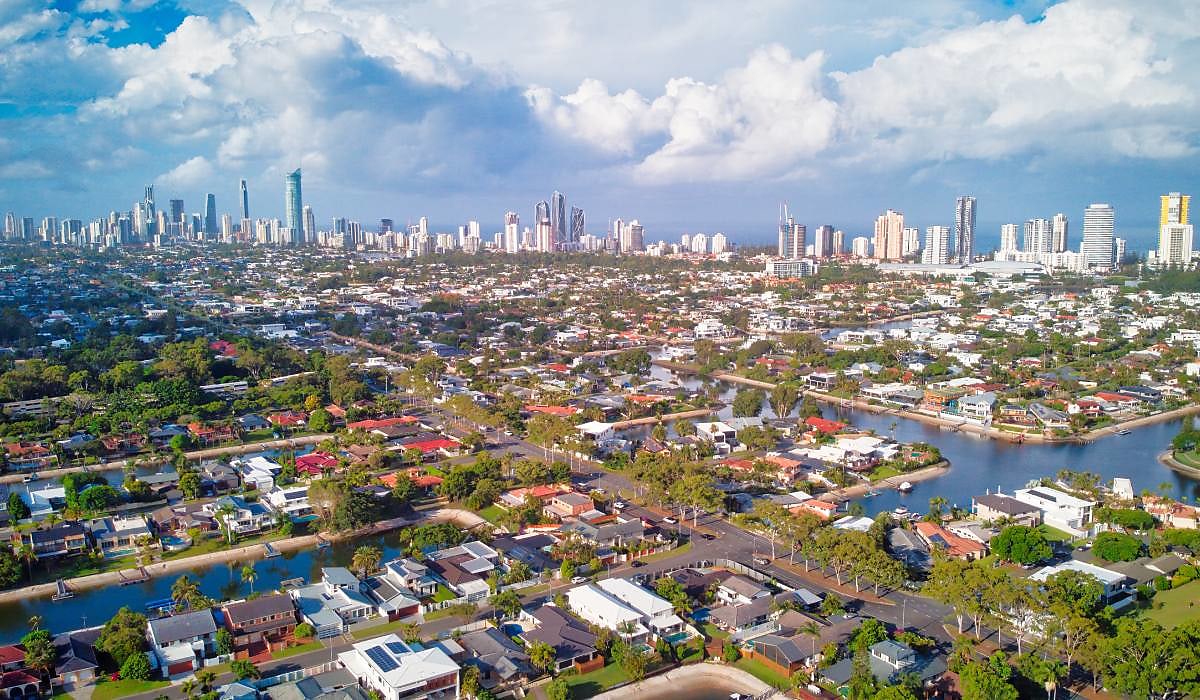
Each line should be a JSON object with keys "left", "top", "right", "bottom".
{"left": 520, "top": 606, "right": 602, "bottom": 673}
{"left": 695, "top": 421, "right": 737, "bottom": 453}
{"left": 86, "top": 515, "right": 152, "bottom": 557}
{"left": 715, "top": 575, "right": 771, "bottom": 607}
{"left": 821, "top": 640, "right": 947, "bottom": 689}
{"left": 148, "top": 609, "right": 219, "bottom": 677}
{"left": 291, "top": 568, "right": 377, "bottom": 638}
{"left": 52, "top": 627, "right": 101, "bottom": 691}
{"left": 221, "top": 593, "right": 299, "bottom": 658}
{"left": 150, "top": 502, "right": 217, "bottom": 534}
{"left": 232, "top": 456, "right": 282, "bottom": 491}
{"left": 365, "top": 563, "right": 424, "bottom": 622}
{"left": 11, "top": 521, "right": 88, "bottom": 559}
{"left": 972, "top": 493, "right": 1042, "bottom": 527}
{"left": 1013, "top": 486, "right": 1095, "bottom": 536}
{"left": 594, "top": 578, "right": 689, "bottom": 642}
{"left": 337, "top": 634, "right": 459, "bottom": 700}
{"left": 456, "top": 627, "right": 533, "bottom": 695}
{"left": 204, "top": 496, "right": 275, "bottom": 535}
{"left": 425, "top": 542, "right": 499, "bottom": 601}
{"left": 543, "top": 492, "right": 595, "bottom": 521}
{"left": 265, "top": 486, "right": 314, "bottom": 522}
{"left": 565, "top": 584, "right": 651, "bottom": 645}
{"left": 560, "top": 514, "right": 646, "bottom": 548}
{"left": 1031, "top": 559, "right": 1133, "bottom": 609}
{"left": 914, "top": 521, "right": 987, "bottom": 561}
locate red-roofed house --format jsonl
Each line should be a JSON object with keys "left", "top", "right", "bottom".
{"left": 804, "top": 416, "right": 846, "bottom": 434}
{"left": 268, "top": 411, "right": 307, "bottom": 427}
{"left": 0, "top": 645, "right": 25, "bottom": 671}
{"left": 543, "top": 363, "right": 570, "bottom": 373}
{"left": 210, "top": 339, "right": 239, "bottom": 357}
{"left": 324, "top": 404, "right": 346, "bottom": 419}
{"left": 346, "top": 416, "right": 419, "bottom": 431}
{"left": 524, "top": 405, "right": 579, "bottom": 417}
{"left": 762, "top": 454, "right": 807, "bottom": 484}
{"left": 797, "top": 499, "right": 839, "bottom": 520}
{"left": 294, "top": 452, "right": 340, "bottom": 477}
{"left": 187, "top": 422, "right": 239, "bottom": 445}
{"left": 401, "top": 438, "right": 462, "bottom": 457}
{"left": 0, "top": 670, "right": 40, "bottom": 699}
{"left": 499, "top": 484, "right": 570, "bottom": 508}
{"left": 914, "top": 521, "right": 986, "bottom": 560}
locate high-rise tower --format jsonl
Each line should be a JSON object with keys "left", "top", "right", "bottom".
{"left": 570, "top": 206, "right": 585, "bottom": 243}
{"left": 240, "top": 178, "right": 250, "bottom": 220}
{"left": 551, "top": 191, "right": 567, "bottom": 245}
{"left": 873, "top": 209, "right": 904, "bottom": 260}
{"left": 1158, "top": 192, "right": 1193, "bottom": 266}
{"left": 954, "top": 195, "right": 976, "bottom": 263}
{"left": 1081, "top": 203, "right": 1115, "bottom": 270}
{"left": 204, "top": 193, "right": 217, "bottom": 236}
{"left": 1051, "top": 213, "right": 1068, "bottom": 252}
{"left": 284, "top": 169, "right": 303, "bottom": 237}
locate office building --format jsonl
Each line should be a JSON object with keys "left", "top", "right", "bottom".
{"left": 570, "top": 206, "right": 585, "bottom": 244}
{"left": 1023, "top": 218, "right": 1052, "bottom": 254}
{"left": 813, "top": 224, "right": 834, "bottom": 258}
{"left": 169, "top": 199, "right": 184, "bottom": 223}
{"left": 239, "top": 178, "right": 250, "bottom": 220}
{"left": 873, "top": 209, "right": 905, "bottom": 260}
{"left": 284, "top": 169, "right": 302, "bottom": 237}
{"left": 999, "top": 224, "right": 1019, "bottom": 252}
{"left": 954, "top": 195, "right": 976, "bottom": 263}
{"left": 1052, "top": 213, "right": 1069, "bottom": 252}
{"left": 204, "top": 193, "right": 217, "bottom": 236}
{"left": 922, "top": 226, "right": 951, "bottom": 264}
{"left": 1081, "top": 203, "right": 1115, "bottom": 270}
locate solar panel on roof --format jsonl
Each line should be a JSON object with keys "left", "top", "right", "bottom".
{"left": 385, "top": 641, "right": 409, "bottom": 655}
{"left": 365, "top": 646, "right": 398, "bottom": 672}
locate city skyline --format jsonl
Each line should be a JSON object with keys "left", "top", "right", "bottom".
{"left": 0, "top": 0, "right": 1195, "bottom": 245}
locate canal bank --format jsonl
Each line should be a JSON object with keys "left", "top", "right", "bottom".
{"left": 589, "top": 663, "right": 776, "bottom": 700}
{"left": 1160, "top": 450, "right": 1200, "bottom": 479}
{"left": 824, "top": 461, "right": 950, "bottom": 501}
{"left": 0, "top": 508, "right": 487, "bottom": 636}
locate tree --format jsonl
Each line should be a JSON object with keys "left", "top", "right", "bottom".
{"left": 6, "top": 492, "right": 29, "bottom": 521}
{"left": 179, "top": 471, "right": 201, "bottom": 500}
{"left": 215, "top": 628, "right": 233, "bottom": 656}
{"left": 991, "top": 525, "right": 1052, "bottom": 565}
{"left": 295, "top": 623, "right": 315, "bottom": 639}
{"left": 0, "top": 549, "right": 21, "bottom": 588}
{"left": 1092, "top": 531, "right": 1143, "bottom": 562}
{"left": 547, "top": 677, "right": 571, "bottom": 700}
{"left": 848, "top": 646, "right": 878, "bottom": 700}
{"left": 1101, "top": 618, "right": 1174, "bottom": 700}
{"left": 21, "top": 629, "right": 56, "bottom": 675}
{"left": 620, "top": 646, "right": 647, "bottom": 682}
{"left": 77, "top": 484, "right": 120, "bottom": 511}
{"left": 97, "top": 606, "right": 149, "bottom": 667}
{"left": 120, "top": 652, "right": 152, "bottom": 681}
{"left": 769, "top": 383, "right": 799, "bottom": 418}
{"left": 240, "top": 564, "right": 258, "bottom": 594}
{"left": 722, "top": 641, "right": 741, "bottom": 662}
{"left": 731, "top": 388, "right": 765, "bottom": 417}
{"left": 529, "top": 640, "right": 556, "bottom": 674}
{"left": 875, "top": 686, "right": 919, "bottom": 700}
{"left": 308, "top": 408, "right": 333, "bottom": 432}
{"left": 351, "top": 545, "right": 383, "bottom": 578}
{"left": 959, "top": 659, "right": 1019, "bottom": 700}
{"left": 172, "top": 575, "right": 203, "bottom": 610}
{"left": 490, "top": 589, "right": 522, "bottom": 619}
{"left": 230, "top": 659, "right": 261, "bottom": 680}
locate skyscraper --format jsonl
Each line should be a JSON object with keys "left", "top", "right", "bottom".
{"left": 1051, "top": 213, "right": 1069, "bottom": 252}
{"left": 954, "top": 195, "right": 976, "bottom": 263}
{"left": 303, "top": 205, "right": 316, "bottom": 243}
{"left": 169, "top": 199, "right": 184, "bottom": 223}
{"left": 777, "top": 206, "right": 805, "bottom": 259}
{"left": 1081, "top": 203, "right": 1115, "bottom": 270}
{"left": 902, "top": 227, "right": 921, "bottom": 256}
{"left": 551, "top": 191, "right": 567, "bottom": 244}
{"left": 1023, "top": 218, "right": 1052, "bottom": 253}
{"left": 204, "top": 193, "right": 217, "bottom": 236}
{"left": 922, "top": 226, "right": 951, "bottom": 264}
{"left": 240, "top": 178, "right": 250, "bottom": 220}
{"left": 535, "top": 201, "right": 549, "bottom": 233}
{"left": 1158, "top": 192, "right": 1192, "bottom": 266}
{"left": 570, "top": 206, "right": 585, "bottom": 243}
{"left": 999, "top": 224, "right": 1019, "bottom": 252}
{"left": 813, "top": 225, "right": 834, "bottom": 258}
{"left": 711, "top": 233, "right": 728, "bottom": 255}
{"left": 284, "top": 169, "right": 303, "bottom": 237}
{"left": 143, "top": 185, "right": 156, "bottom": 238}
{"left": 873, "top": 209, "right": 904, "bottom": 260}
{"left": 832, "top": 229, "right": 845, "bottom": 255}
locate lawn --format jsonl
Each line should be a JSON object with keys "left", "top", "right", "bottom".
{"left": 868, "top": 465, "right": 902, "bottom": 481}
{"left": 477, "top": 505, "right": 505, "bottom": 523}
{"left": 1174, "top": 450, "right": 1200, "bottom": 470}
{"left": 636, "top": 541, "right": 692, "bottom": 564}
{"left": 1037, "top": 524, "right": 1075, "bottom": 543}
{"left": 272, "top": 640, "right": 324, "bottom": 659}
{"left": 700, "top": 621, "right": 729, "bottom": 640}
{"left": 90, "top": 678, "right": 170, "bottom": 700}
{"left": 352, "top": 618, "right": 416, "bottom": 640}
{"left": 1144, "top": 581, "right": 1200, "bottom": 629}
{"left": 564, "top": 660, "right": 632, "bottom": 697}
{"left": 432, "top": 584, "right": 458, "bottom": 602}
{"left": 735, "top": 655, "right": 793, "bottom": 689}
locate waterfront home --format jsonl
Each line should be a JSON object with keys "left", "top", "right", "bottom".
{"left": 291, "top": 568, "right": 377, "bottom": 638}
{"left": 594, "top": 577, "right": 689, "bottom": 642}
{"left": 565, "top": 583, "right": 650, "bottom": 645}
{"left": 972, "top": 493, "right": 1042, "bottom": 527}
{"left": 264, "top": 485, "right": 313, "bottom": 522}
{"left": 695, "top": 421, "right": 737, "bottom": 453}
{"left": 86, "top": 515, "right": 152, "bottom": 557}
{"left": 379, "top": 559, "right": 440, "bottom": 598}
{"left": 24, "top": 485, "right": 66, "bottom": 520}
{"left": 519, "top": 605, "right": 602, "bottom": 673}
{"left": 1029, "top": 559, "right": 1133, "bottom": 609}
{"left": 148, "top": 609, "right": 219, "bottom": 677}
{"left": 3, "top": 441, "right": 55, "bottom": 471}
{"left": 491, "top": 532, "right": 559, "bottom": 574}
{"left": 204, "top": 496, "right": 275, "bottom": 535}
{"left": 150, "top": 502, "right": 217, "bottom": 534}
{"left": 364, "top": 569, "right": 424, "bottom": 621}
{"left": 1013, "top": 486, "right": 1095, "bottom": 536}
{"left": 337, "top": 634, "right": 460, "bottom": 700}
{"left": 200, "top": 462, "right": 240, "bottom": 495}
{"left": 52, "top": 627, "right": 101, "bottom": 691}
{"left": 425, "top": 541, "right": 498, "bottom": 601}
{"left": 294, "top": 451, "right": 340, "bottom": 478}
{"left": 12, "top": 521, "right": 88, "bottom": 559}
{"left": 821, "top": 639, "right": 947, "bottom": 689}
{"left": 221, "top": 593, "right": 299, "bottom": 658}
{"left": 231, "top": 455, "right": 282, "bottom": 491}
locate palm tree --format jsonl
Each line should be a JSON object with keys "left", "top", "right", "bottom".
{"left": 27, "top": 615, "right": 42, "bottom": 631}
{"left": 16, "top": 545, "right": 35, "bottom": 581}
{"left": 217, "top": 503, "right": 236, "bottom": 544}
{"left": 241, "top": 564, "right": 257, "bottom": 594}
{"left": 180, "top": 678, "right": 198, "bottom": 700}
{"left": 172, "top": 575, "right": 201, "bottom": 610}
{"left": 351, "top": 545, "right": 383, "bottom": 579}
{"left": 799, "top": 621, "right": 822, "bottom": 659}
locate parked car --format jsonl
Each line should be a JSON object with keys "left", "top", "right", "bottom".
{"left": 613, "top": 500, "right": 627, "bottom": 510}
{"left": 662, "top": 517, "right": 677, "bottom": 525}
{"left": 570, "top": 576, "right": 588, "bottom": 584}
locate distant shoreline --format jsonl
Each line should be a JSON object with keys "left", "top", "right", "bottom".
{"left": 1160, "top": 450, "right": 1200, "bottom": 479}
{"left": 825, "top": 460, "right": 950, "bottom": 501}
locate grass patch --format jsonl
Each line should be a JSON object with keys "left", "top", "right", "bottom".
{"left": 700, "top": 622, "right": 729, "bottom": 640}
{"left": 90, "top": 678, "right": 170, "bottom": 700}
{"left": 353, "top": 618, "right": 415, "bottom": 640}
{"left": 272, "top": 643, "right": 324, "bottom": 657}
{"left": 432, "top": 584, "right": 458, "bottom": 602}
{"left": 564, "top": 660, "right": 631, "bottom": 696}
{"left": 868, "top": 465, "right": 902, "bottom": 481}
{"left": 1037, "top": 524, "right": 1075, "bottom": 543}
{"left": 636, "top": 541, "right": 692, "bottom": 564}
{"left": 735, "top": 655, "right": 792, "bottom": 688}
{"left": 477, "top": 505, "right": 505, "bottom": 524}
{"left": 1174, "top": 450, "right": 1200, "bottom": 469}
{"left": 1144, "top": 581, "right": 1200, "bottom": 629}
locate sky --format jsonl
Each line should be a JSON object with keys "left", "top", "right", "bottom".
{"left": 0, "top": 0, "right": 1197, "bottom": 250}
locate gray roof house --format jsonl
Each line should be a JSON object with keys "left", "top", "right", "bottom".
{"left": 148, "top": 609, "right": 219, "bottom": 677}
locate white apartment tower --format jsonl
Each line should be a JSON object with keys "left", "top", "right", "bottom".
{"left": 1081, "top": 204, "right": 1116, "bottom": 270}
{"left": 999, "top": 224, "right": 1019, "bottom": 252}
{"left": 1052, "top": 213, "right": 1069, "bottom": 252}
{"left": 922, "top": 226, "right": 951, "bottom": 264}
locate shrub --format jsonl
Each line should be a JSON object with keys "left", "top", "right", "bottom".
{"left": 294, "top": 623, "right": 315, "bottom": 639}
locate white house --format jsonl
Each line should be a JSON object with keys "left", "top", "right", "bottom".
{"left": 1013, "top": 486, "right": 1095, "bottom": 537}
{"left": 595, "top": 578, "right": 688, "bottom": 641}
{"left": 264, "top": 485, "right": 313, "bottom": 522}
{"left": 147, "top": 610, "right": 219, "bottom": 678}
{"left": 232, "top": 455, "right": 282, "bottom": 491}
{"left": 203, "top": 496, "right": 275, "bottom": 535}
{"left": 338, "top": 634, "right": 460, "bottom": 700}
{"left": 566, "top": 584, "right": 650, "bottom": 645}
{"left": 291, "top": 567, "right": 377, "bottom": 638}
{"left": 695, "top": 421, "right": 737, "bottom": 453}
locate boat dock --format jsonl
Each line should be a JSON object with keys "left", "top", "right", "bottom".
{"left": 119, "top": 567, "right": 150, "bottom": 586}
{"left": 315, "top": 535, "right": 331, "bottom": 549}
{"left": 263, "top": 542, "right": 281, "bottom": 558}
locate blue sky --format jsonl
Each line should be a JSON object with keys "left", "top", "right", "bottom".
{"left": 0, "top": 0, "right": 1197, "bottom": 250}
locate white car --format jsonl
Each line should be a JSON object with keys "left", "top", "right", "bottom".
{"left": 613, "top": 501, "right": 627, "bottom": 510}
{"left": 662, "top": 517, "right": 677, "bottom": 524}
{"left": 570, "top": 576, "right": 588, "bottom": 584}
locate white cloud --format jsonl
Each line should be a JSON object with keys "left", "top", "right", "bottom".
{"left": 158, "top": 155, "right": 215, "bottom": 187}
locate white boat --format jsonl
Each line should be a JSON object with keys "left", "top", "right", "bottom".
{"left": 897, "top": 481, "right": 913, "bottom": 492}
{"left": 892, "top": 506, "right": 909, "bottom": 517}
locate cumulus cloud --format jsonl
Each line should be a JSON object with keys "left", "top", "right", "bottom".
{"left": 158, "top": 155, "right": 215, "bottom": 188}
{"left": 529, "top": 0, "right": 1200, "bottom": 183}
